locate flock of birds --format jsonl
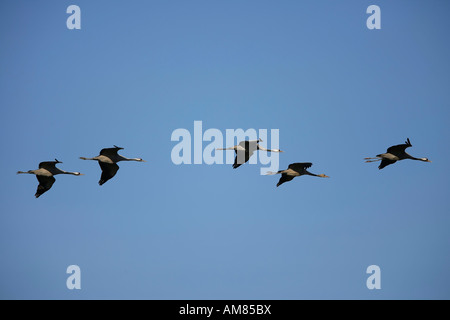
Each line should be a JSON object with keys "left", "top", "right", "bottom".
{"left": 17, "top": 138, "right": 431, "bottom": 198}
{"left": 216, "top": 139, "right": 329, "bottom": 186}
{"left": 17, "top": 146, "right": 145, "bottom": 198}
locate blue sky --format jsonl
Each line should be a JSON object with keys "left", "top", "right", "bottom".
{"left": 1, "top": 0, "right": 449, "bottom": 299}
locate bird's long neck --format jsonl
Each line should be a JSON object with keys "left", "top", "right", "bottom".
{"left": 265, "top": 148, "right": 281, "bottom": 152}
{"left": 406, "top": 153, "right": 428, "bottom": 161}
{"left": 56, "top": 169, "right": 82, "bottom": 176}
{"left": 50, "top": 168, "right": 65, "bottom": 175}
{"left": 257, "top": 145, "right": 282, "bottom": 152}
{"left": 62, "top": 171, "right": 80, "bottom": 175}
{"left": 305, "top": 171, "right": 328, "bottom": 178}
{"left": 118, "top": 155, "right": 143, "bottom": 162}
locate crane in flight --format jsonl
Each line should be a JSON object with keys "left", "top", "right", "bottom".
{"left": 364, "top": 138, "right": 431, "bottom": 169}
{"left": 216, "top": 139, "right": 283, "bottom": 169}
{"left": 80, "top": 145, "right": 145, "bottom": 185}
{"left": 17, "top": 159, "right": 84, "bottom": 198}
{"left": 266, "top": 162, "right": 329, "bottom": 187}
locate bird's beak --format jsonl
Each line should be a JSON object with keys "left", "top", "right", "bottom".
{"left": 279, "top": 150, "right": 284, "bottom": 153}
{"left": 427, "top": 160, "right": 432, "bottom": 163}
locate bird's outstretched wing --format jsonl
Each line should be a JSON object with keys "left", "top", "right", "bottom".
{"left": 99, "top": 162, "right": 119, "bottom": 185}
{"left": 35, "top": 175, "right": 56, "bottom": 198}
{"left": 386, "top": 138, "right": 412, "bottom": 155}
{"left": 239, "top": 141, "right": 249, "bottom": 149}
{"left": 100, "top": 146, "right": 121, "bottom": 158}
{"left": 277, "top": 174, "right": 295, "bottom": 187}
{"left": 288, "top": 162, "right": 313, "bottom": 173}
{"left": 38, "top": 161, "right": 58, "bottom": 171}
{"left": 239, "top": 140, "right": 258, "bottom": 149}
{"left": 233, "top": 149, "right": 253, "bottom": 169}
{"left": 378, "top": 159, "right": 397, "bottom": 170}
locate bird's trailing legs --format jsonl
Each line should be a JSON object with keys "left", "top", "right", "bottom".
{"left": 216, "top": 147, "right": 237, "bottom": 151}
{"left": 265, "top": 170, "right": 283, "bottom": 175}
{"left": 364, "top": 157, "right": 381, "bottom": 163}
{"left": 17, "top": 170, "right": 34, "bottom": 174}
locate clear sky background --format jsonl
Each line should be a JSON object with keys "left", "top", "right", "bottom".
{"left": 1, "top": 0, "right": 449, "bottom": 300}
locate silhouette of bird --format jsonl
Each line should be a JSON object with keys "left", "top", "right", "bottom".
{"left": 266, "top": 162, "right": 329, "bottom": 187}
{"left": 17, "top": 159, "right": 83, "bottom": 198}
{"left": 365, "top": 138, "right": 431, "bottom": 169}
{"left": 216, "top": 139, "right": 283, "bottom": 169}
{"left": 80, "top": 146, "right": 145, "bottom": 185}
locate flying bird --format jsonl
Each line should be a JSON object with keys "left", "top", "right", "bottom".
{"left": 364, "top": 138, "right": 431, "bottom": 169}
{"left": 266, "top": 162, "right": 329, "bottom": 187}
{"left": 216, "top": 139, "right": 283, "bottom": 169}
{"left": 17, "top": 159, "right": 84, "bottom": 198}
{"left": 80, "top": 145, "right": 145, "bottom": 185}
